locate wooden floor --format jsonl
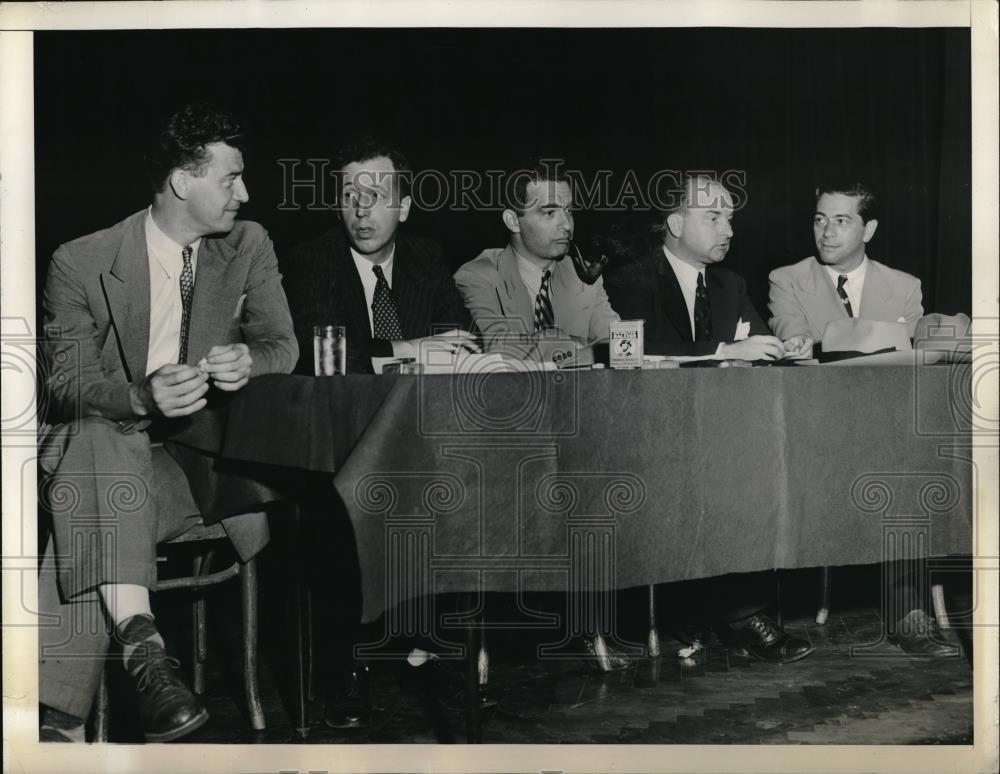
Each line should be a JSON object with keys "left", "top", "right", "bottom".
{"left": 104, "top": 564, "right": 974, "bottom": 745}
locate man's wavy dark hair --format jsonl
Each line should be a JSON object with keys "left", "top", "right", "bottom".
{"left": 503, "top": 156, "right": 571, "bottom": 216}
{"left": 334, "top": 136, "right": 412, "bottom": 198}
{"left": 145, "top": 104, "right": 245, "bottom": 193}
{"left": 815, "top": 180, "right": 880, "bottom": 223}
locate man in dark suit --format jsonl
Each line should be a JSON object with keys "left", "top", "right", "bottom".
{"left": 283, "top": 139, "right": 476, "bottom": 729}
{"left": 606, "top": 173, "right": 812, "bottom": 663}
{"left": 608, "top": 174, "right": 811, "bottom": 361}
{"left": 284, "top": 139, "right": 476, "bottom": 374}
{"left": 38, "top": 104, "right": 298, "bottom": 741}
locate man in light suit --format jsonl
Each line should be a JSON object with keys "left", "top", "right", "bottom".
{"left": 38, "top": 104, "right": 298, "bottom": 741}
{"left": 768, "top": 182, "right": 956, "bottom": 658}
{"left": 454, "top": 158, "right": 620, "bottom": 365}
{"left": 606, "top": 173, "right": 813, "bottom": 664}
{"left": 768, "top": 181, "right": 924, "bottom": 352}
{"left": 454, "top": 158, "right": 631, "bottom": 671}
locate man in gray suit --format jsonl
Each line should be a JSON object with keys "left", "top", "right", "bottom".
{"left": 454, "top": 158, "right": 620, "bottom": 365}
{"left": 768, "top": 181, "right": 955, "bottom": 657}
{"left": 38, "top": 104, "right": 298, "bottom": 741}
{"left": 768, "top": 181, "right": 924, "bottom": 352}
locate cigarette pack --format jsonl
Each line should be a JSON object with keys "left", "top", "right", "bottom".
{"left": 610, "top": 319, "right": 644, "bottom": 369}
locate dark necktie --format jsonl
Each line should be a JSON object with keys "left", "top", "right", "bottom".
{"left": 534, "top": 268, "right": 554, "bottom": 332}
{"left": 372, "top": 264, "right": 403, "bottom": 340}
{"left": 693, "top": 272, "right": 712, "bottom": 342}
{"left": 178, "top": 245, "right": 194, "bottom": 364}
{"left": 837, "top": 274, "right": 855, "bottom": 318}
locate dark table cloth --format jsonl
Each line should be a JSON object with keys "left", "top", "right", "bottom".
{"left": 173, "top": 365, "right": 973, "bottom": 623}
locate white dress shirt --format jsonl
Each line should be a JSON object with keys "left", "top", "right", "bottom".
{"left": 824, "top": 256, "right": 868, "bottom": 318}
{"left": 662, "top": 245, "right": 707, "bottom": 340}
{"left": 145, "top": 208, "right": 201, "bottom": 374}
{"left": 351, "top": 246, "right": 396, "bottom": 335}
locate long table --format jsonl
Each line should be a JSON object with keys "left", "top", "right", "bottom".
{"left": 174, "top": 364, "right": 973, "bottom": 625}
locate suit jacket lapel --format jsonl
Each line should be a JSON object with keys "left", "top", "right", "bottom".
{"left": 656, "top": 251, "right": 695, "bottom": 343}
{"left": 102, "top": 211, "right": 150, "bottom": 381}
{"left": 550, "top": 255, "right": 585, "bottom": 331}
{"left": 858, "top": 259, "right": 891, "bottom": 319}
{"left": 498, "top": 246, "right": 536, "bottom": 327}
{"left": 706, "top": 268, "right": 738, "bottom": 341}
{"left": 187, "top": 235, "right": 240, "bottom": 364}
{"left": 393, "top": 239, "right": 427, "bottom": 338}
{"left": 335, "top": 235, "right": 374, "bottom": 345}
{"left": 804, "top": 257, "right": 849, "bottom": 326}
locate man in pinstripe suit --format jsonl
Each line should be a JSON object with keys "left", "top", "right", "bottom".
{"left": 284, "top": 138, "right": 477, "bottom": 375}
{"left": 283, "top": 138, "right": 478, "bottom": 729}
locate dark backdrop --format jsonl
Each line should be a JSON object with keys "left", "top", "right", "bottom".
{"left": 34, "top": 27, "right": 970, "bottom": 316}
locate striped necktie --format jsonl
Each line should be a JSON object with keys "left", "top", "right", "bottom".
{"left": 534, "top": 269, "right": 554, "bottom": 332}
{"left": 178, "top": 245, "right": 194, "bottom": 364}
{"left": 837, "top": 275, "right": 855, "bottom": 318}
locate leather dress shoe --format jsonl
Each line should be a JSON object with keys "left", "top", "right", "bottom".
{"left": 890, "top": 609, "right": 961, "bottom": 657}
{"left": 719, "top": 614, "right": 814, "bottom": 664}
{"left": 121, "top": 618, "right": 208, "bottom": 742}
{"left": 324, "top": 665, "right": 371, "bottom": 729}
{"left": 400, "top": 658, "right": 498, "bottom": 712}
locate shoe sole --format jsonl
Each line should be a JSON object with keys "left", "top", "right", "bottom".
{"left": 143, "top": 708, "right": 209, "bottom": 743}
{"left": 323, "top": 717, "right": 370, "bottom": 730}
{"left": 738, "top": 645, "right": 816, "bottom": 665}
{"left": 891, "top": 645, "right": 962, "bottom": 658}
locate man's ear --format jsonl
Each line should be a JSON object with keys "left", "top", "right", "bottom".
{"left": 168, "top": 169, "right": 189, "bottom": 200}
{"left": 398, "top": 195, "right": 412, "bottom": 224}
{"left": 502, "top": 208, "right": 521, "bottom": 234}
{"left": 666, "top": 212, "right": 684, "bottom": 239}
{"left": 862, "top": 218, "right": 878, "bottom": 243}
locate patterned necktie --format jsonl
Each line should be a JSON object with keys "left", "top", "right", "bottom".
{"left": 372, "top": 264, "right": 403, "bottom": 340}
{"left": 837, "top": 274, "right": 855, "bottom": 318}
{"left": 693, "top": 271, "right": 712, "bottom": 342}
{"left": 534, "top": 269, "right": 554, "bottom": 332}
{"left": 178, "top": 245, "right": 194, "bottom": 364}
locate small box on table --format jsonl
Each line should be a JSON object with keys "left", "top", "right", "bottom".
{"left": 610, "top": 319, "right": 644, "bottom": 370}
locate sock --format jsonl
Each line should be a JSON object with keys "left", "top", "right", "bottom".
{"left": 99, "top": 583, "right": 152, "bottom": 626}
{"left": 40, "top": 705, "right": 86, "bottom": 742}
{"left": 116, "top": 614, "right": 165, "bottom": 671}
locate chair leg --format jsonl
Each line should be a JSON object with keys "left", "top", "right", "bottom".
{"left": 241, "top": 557, "right": 265, "bottom": 731}
{"left": 647, "top": 584, "right": 660, "bottom": 657}
{"left": 931, "top": 583, "right": 950, "bottom": 629}
{"left": 192, "top": 554, "right": 210, "bottom": 695}
{"left": 774, "top": 571, "right": 783, "bottom": 628}
{"left": 816, "top": 566, "right": 832, "bottom": 625}
{"left": 292, "top": 578, "right": 309, "bottom": 737}
{"left": 89, "top": 666, "right": 110, "bottom": 742}
{"left": 463, "top": 597, "right": 482, "bottom": 744}
{"left": 305, "top": 587, "right": 317, "bottom": 702}
{"left": 477, "top": 637, "right": 489, "bottom": 687}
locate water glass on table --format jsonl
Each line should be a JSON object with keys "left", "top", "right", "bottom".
{"left": 314, "top": 325, "right": 346, "bottom": 376}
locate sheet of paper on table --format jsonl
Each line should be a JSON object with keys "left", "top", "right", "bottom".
{"left": 373, "top": 352, "right": 561, "bottom": 375}
{"left": 819, "top": 349, "right": 952, "bottom": 367}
